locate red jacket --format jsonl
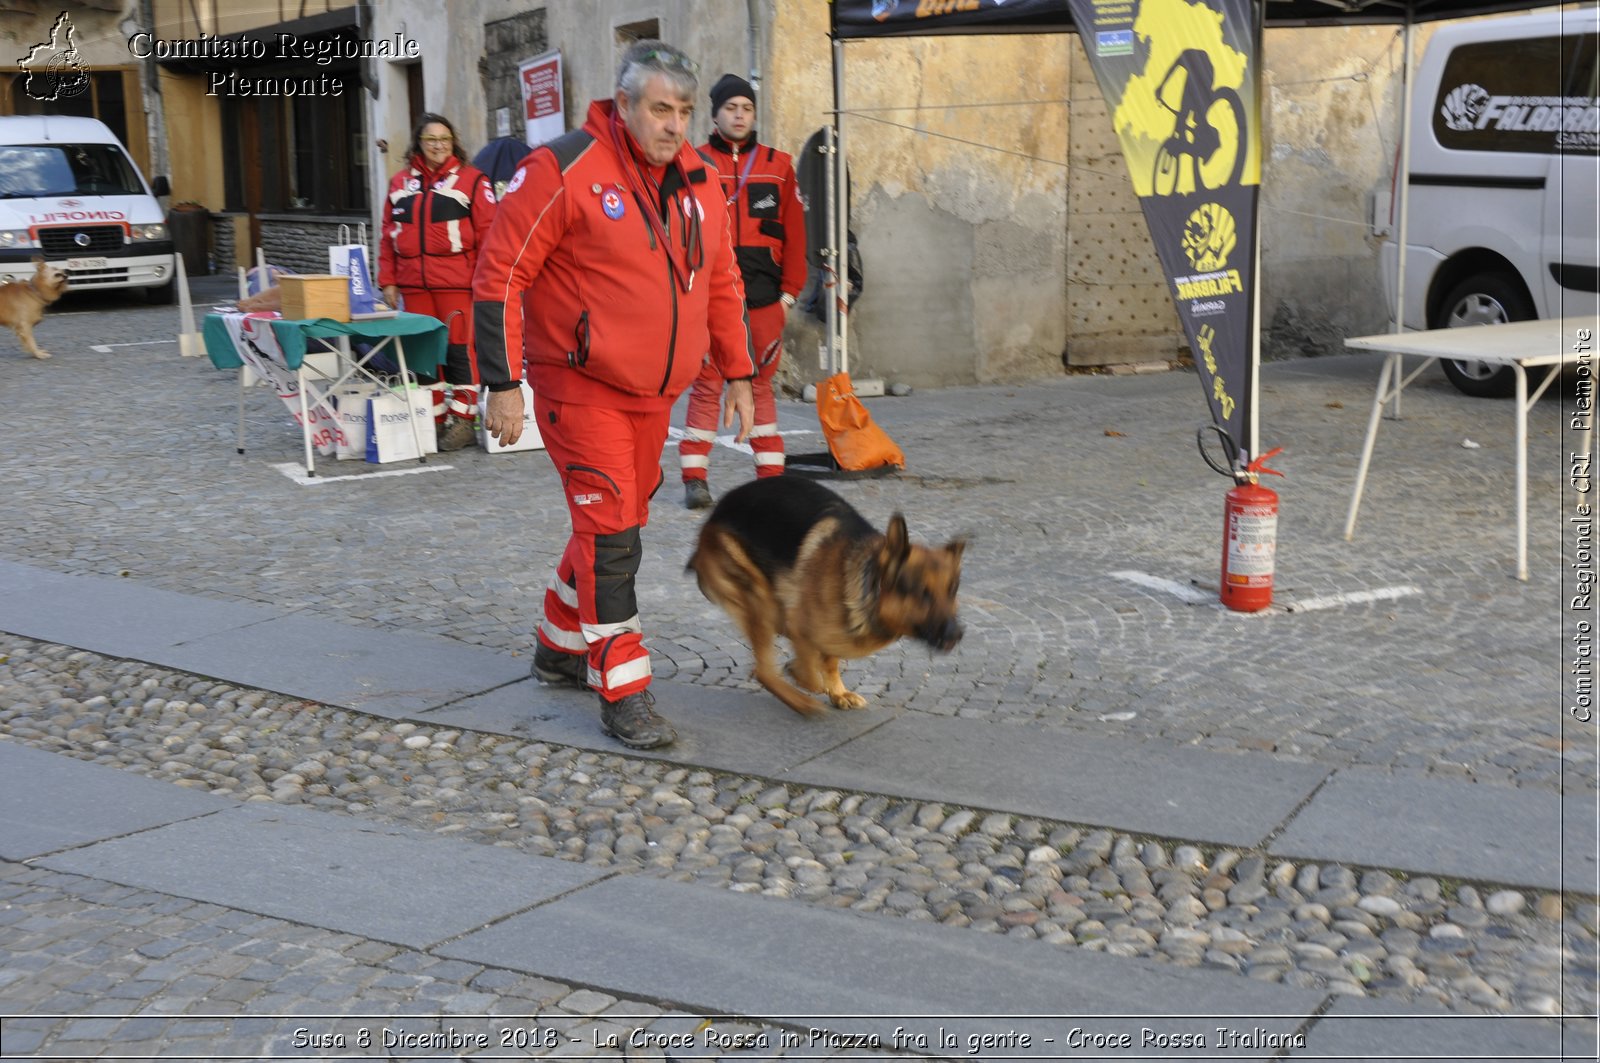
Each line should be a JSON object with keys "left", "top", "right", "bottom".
{"left": 378, "top": 155, "right": 496, "bottom": 292}
{"left": 698, "top": 131, "right": 808, "bottom": 308}
{"left": 472, "top": 100, "right": 756, "bottom": 410}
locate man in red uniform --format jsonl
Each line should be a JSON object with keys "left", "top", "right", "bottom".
{"left": 474, "top": 41, "right": 755, "bottom": 749}
{"left": 678, "top": 73, "right": 809, "bottom": 508}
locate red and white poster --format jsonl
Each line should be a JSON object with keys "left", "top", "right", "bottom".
{"left": 518, "top": 50, "right": 564, "bottom": 149}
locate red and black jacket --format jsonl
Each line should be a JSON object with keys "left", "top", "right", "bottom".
{"left": 471, "top": 99, "right": 756, "bottom": 411}
{"left": 697, "top": 130, "right": 808, "bottom": 309}
{"left": 379, "top": 156, "right": 496, "bottom": 292}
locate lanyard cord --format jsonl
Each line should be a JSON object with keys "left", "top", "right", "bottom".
{"left": 726, "top": 146, "right": 758, "bottom": 206}
{"left": 609, "top": 113, "right": 701, "bottom": 292}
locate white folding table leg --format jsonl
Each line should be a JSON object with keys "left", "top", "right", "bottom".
{"left": 298, "top": 366, "right": 316, "bottom": 478}
{"left": 236, "top": 368, "right": 247, "bottom": 454}
{"left": 1511, "top": 361, "right": 1567, "bottom": 581}
{"left": 393, "top": 338, "right": 427, "bottom": 464}
{"left": 1344, "top": 353, "right": 1398, "bottom": 541}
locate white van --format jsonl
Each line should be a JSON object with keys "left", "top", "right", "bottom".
{"left": 1380, "top": 7, "right": 1598, "bottom": 396}
{"left": 0, "top": 115, "right": 177, "bottom": 303}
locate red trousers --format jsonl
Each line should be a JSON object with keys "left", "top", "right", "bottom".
{"left": 679, "top": 300, "right": 785, "bottom": 481}
{"left": 399, "top": 287, "right": 477, "bottom": 420}
{"left": 533, "top": 394, "right": 668, "bottom": 702}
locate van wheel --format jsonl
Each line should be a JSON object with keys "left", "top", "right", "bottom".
{"left": 1433, "top": 273, "right": 1532, "bottom": 398}
{"left": 145, "top": 278, "right": 175, "bottom": 305}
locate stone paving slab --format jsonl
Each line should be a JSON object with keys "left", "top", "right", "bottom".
{"left": 0, "top": 559, "right": 275, "bottom": 662}
{"left": 0, "top": 741, "right": 226, "bottom": 861}
{"left": 1294, "top": 997, "right": 1597, "bottom": 1060}
{"left": 438, "top": 873, "right": 1325, "bottom": 1056}
{"left": 784, "top": 714, "right": 1330, "bottom": 847}
{"left": 36, "top": 801, "right": 611, "bottom": 949}
{"left": 0, "top": 558, "right": 527, "bottom": 719}
{"left": 1270, "top": 766, "right": 1598, "bottom": 892}
{"left": 151, "top": 611, "right": 530, "bottom": 718}
{"left": 418, "top": 676, "right": 903, "bottom": 775}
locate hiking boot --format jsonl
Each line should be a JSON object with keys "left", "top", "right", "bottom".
{"left": 532, "top": 643, "right": 589, "bottom": 689}
{"left": 600, "top": 689, "right": 676, "bottom": 749}
{"left": 437, "top": 415, "right": 477, "bottom": 452}
{"left": 684, "top": 479, "right": 713, "bottom": 510}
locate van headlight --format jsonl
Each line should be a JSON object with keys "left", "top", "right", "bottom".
{"left": 131, "top": 223, "right": 168, "bottom": 241}
{"left": 0, "top": 230, "right": 35, "bottom": 249}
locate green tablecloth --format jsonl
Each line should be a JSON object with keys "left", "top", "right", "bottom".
{"left": 202, "top": 312, "right": 449, "bottom": 373}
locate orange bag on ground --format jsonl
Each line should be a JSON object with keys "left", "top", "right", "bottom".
{"left": 816, "top": 371, "right": 905, "bottom": 471}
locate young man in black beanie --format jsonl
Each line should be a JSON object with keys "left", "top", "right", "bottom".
{"left": 677, "top": 72, "right": 809, "bottom": 508}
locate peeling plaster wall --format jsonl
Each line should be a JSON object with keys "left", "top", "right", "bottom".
{"left": 766, "top": 3, "right": 1071, "bottom": 388}
{"left": 1260, "top": 24, "right": 1417, "bottom": 358}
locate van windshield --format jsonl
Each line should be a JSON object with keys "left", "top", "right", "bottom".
{"left": 0, "top": 143, "right": 146, "bottom": 198}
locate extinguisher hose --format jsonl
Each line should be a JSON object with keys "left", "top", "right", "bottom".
{"left": 1197, "top": 424, "right": 1244, "bottom": 482}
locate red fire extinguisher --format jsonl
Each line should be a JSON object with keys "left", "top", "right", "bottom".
{"left": 1220, "top": 447, "right": 1284, "bottom": 613}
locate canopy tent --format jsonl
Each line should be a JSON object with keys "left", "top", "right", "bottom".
{"left": 821, "top": 0, "right": 1560, "bottom": 466}
{"left": 832, "top": 0, "right": 1546, "bottom": 37}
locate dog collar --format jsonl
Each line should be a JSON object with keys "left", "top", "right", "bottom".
{"left": 859, "top": 555, "right": 896, "bottom": 641}
{"left": 22, "top": 279, "right": 50, "bottom": 303}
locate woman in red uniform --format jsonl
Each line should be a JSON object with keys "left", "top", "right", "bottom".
{"left": 378, "top": 113, "right": 497, "bottom": 450}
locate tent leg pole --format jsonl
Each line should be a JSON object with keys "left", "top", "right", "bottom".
{"left": 833, "top": 35, "right": 849, "bottom": 379}
{"left": 1393, "top": 16, "right": 1415, "bottom": 419}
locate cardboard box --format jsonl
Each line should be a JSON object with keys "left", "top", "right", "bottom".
{"left": 279, "top": 274, "right": 351, "bottom": 322}
{"left": 478, "top": 382, "right": 545, "bottom": 453}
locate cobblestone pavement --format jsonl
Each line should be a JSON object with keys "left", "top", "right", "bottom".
{"left": 1, "top": 634, "right": 1597, "bottom": 1055}
{"left": 0, "top": 286, "right": 1594, "bottom": 1057}
{"left": 0, "top": 287, "right": 1590, "bottom": 788}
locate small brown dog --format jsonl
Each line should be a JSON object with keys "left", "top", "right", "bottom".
{"left": 0, "top": 255, "right": 70, "bottom": 359}
{"left": 688, "top": 477, "right": 965, "bottom": 715}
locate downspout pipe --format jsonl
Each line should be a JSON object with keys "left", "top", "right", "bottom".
{"left": 747, "top": 0, "right": 763, "bottom": 129}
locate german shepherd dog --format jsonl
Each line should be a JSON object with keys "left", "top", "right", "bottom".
{"left": 0, "top": 255, "right": 70, "bottom": 359}
{"left": 688, "top": 477, "right": 965, "bottom": 715}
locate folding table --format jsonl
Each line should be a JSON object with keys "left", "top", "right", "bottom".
{"left": 201, "top": 312, "right": 449, "bottom": 477}
{"left": 1343, "top": 315, "right": 1597, "bottom": 580}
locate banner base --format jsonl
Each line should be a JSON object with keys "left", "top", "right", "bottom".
{"left": 785, "top": 452, "right": 899, "bottom": 480}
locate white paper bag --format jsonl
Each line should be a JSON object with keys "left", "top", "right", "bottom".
{"left": 329, "top": 239, "right": 377, "bottom": 315}
{"left": 365, "top": 389, "right": 439, "bottom": 463}
{"left": 478, "top": 382, "right": 544, "bottom": 453}
{"left": 333, "top": 384, "right": 380, "bottom": 460}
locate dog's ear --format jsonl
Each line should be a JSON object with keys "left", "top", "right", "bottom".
{"left": 945, "top": 537, "right": 967, "bottom": 563}
{"left": 880, "top": 513, "right": 911, "bottom": 583}
{"left": 886, "top": 514, "right": 910, "bottom": 560}
{"left": 30, "top": 254, "right": 45, "bottom": 268}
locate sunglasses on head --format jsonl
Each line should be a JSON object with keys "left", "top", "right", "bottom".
{"left": 641, "top": 49, "right": 698, "bottom": 74}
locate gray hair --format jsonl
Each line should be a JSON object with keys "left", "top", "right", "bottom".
{"left": 616, "top": 39, "right": 698, "bottom": 103}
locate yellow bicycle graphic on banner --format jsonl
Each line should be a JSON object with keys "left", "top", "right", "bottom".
{"left": 1151, "top": 49, "right": 1246, "bottom": 195}
{"left": 1106, "top": 0, "right": 1256, "bottom": 198}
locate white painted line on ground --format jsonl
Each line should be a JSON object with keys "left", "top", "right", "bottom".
{"left": 1287, "top": 586, "right": 1424, "bottom": 612}
{"left": 1113, "top": 571, "right": 1425, "bottom": 615}
{"left": 1109, "top": 570, "right": 1214, "bottom": 605}
{"left": 89, "top": 340, "right": 178, "bottom": 353}
{"left": 271, "top": 462, "right": 455, "bottom": 486}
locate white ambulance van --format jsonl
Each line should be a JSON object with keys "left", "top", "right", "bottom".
{"left": 0, "top": 115, "right": 177, "bottom": 303}
{"left": 1380, "top": 7, "right": 1598, "bottom": 396}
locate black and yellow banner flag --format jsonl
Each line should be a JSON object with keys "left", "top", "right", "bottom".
{"left": 1065, "top": 0, "right": 1260, "bottom": 459}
